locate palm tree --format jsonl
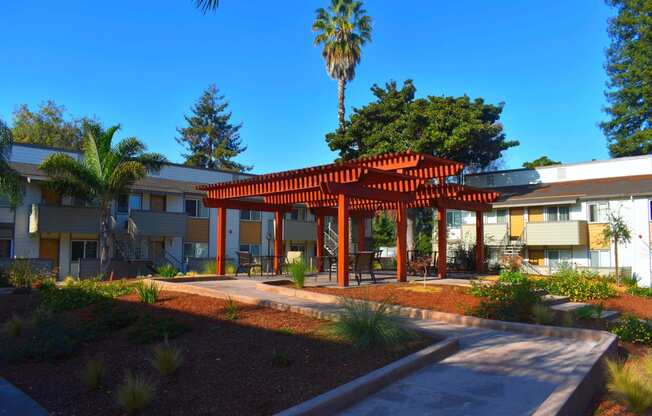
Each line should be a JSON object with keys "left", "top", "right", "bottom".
{"left": 40, "top": 126, "right": 166, "bottom": 274}
{"left": 313, "top": 0, "right": 372, "bottom": 130}
{"left": 194, "top": 0, "right": 219, "bottom": 13}
{"left": 0, "top": 119, "right": 24, "bottom": 208}
{"left": 603, "top": 212, "right": 632, "bottom": 284}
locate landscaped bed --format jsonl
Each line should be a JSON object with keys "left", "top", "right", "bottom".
{"left": 0, "top": 288, "right": 427, "bottom": 415}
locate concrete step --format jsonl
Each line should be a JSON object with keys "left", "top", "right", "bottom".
{"left": 540, "top": 294, "right": 570, "bottom": 306}
{"left": 550, "top": 302, "right": 589, "bottom": 313}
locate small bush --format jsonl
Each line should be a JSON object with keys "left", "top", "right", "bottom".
{"left": 22, "top": 320, "right": 77, "bottom": 362}
{"left": 612, "top": 316, "right": 652, "bottom": 346}
{"left": 627, "top": 286, "right": 652, "bottom": 298}
{"left": 606, "top": 358, "right": 652, "bottom": 414}
{"left": 82, "top": 357, "right": 106, "bottom": 391}
{"left": 531, "top": 305, "right": 554, "bottom": 325}
{"left": 40, "top": 279, "right": 134, "bottom": 312}
{"left": 224, "top": 297, "right": 239, "bottom": 320}
{"left": 201, "top": 261, "right": 216, "bottom": 275}
{"left": 498, "top": 271, "right": 533, "bottom": 285}
{"left": 8, "top": 259, "right": 38, "bottom": 289}
{"left": 288, "top": 259, "right": 307, "bottom": 288}
{"left": 542, "top": 269, "right": 616, "bottom": 301}
{"left": 470, "top": 278, "right": 540, "bottom": 322}
{"left": 225, "top": 262, "right": 236, "bottom": 275}
{"left": 136, "top": 281, "right": 160, "bottom": 304}
{"left": 37, "top": 278, "right": 57, "bottom": 291}
{"left": 271, "top": 348, "right": 292, "bottom": 367}
{"left": 156, "top": 263, "right": 177, "bottom": 278}
{"left": 127, "top": 315, "right": 189, "bottom": 344}
{"left": 327, "top": 298, "right": 416, "bottom": 350}
{"left": 149, "top": 341, "right": 183, "bottom": 376}
{"left": 115, "top": 372, "right": 155, "bottom": 415}
{"left": 4, "top": 315, "right": 24, "bottom": 337}
{"left": 576, "top": 304, "right": 604, "bottom": 320}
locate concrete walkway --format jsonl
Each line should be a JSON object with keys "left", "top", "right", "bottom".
{"left": 163, "top": 279, "right": 611, "bottom": 416}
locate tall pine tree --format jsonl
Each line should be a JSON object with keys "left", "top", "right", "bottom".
{"left": 176, "top": 85, "right": 251, "bottom": 172}
{"left": 601, "top": 0, "right": 652, "bottom": 157}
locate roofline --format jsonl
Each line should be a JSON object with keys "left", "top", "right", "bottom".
{"left": 466, "top": 153, "right": 652, "bottom": 177}
{"left": 10, "top": 142, "right": 255, "bottom": 177}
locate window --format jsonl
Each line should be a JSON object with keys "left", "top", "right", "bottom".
{"left": 286, "top": 208, "right": 300, "bottom": 221}
{"left": 486, "top": 176, "right": 495, "bottom": 186}
{"left": 129, "top": 194, "right": 142, "bottom": 211}
{"left": 183, "top": 242, "right": 209, "bottom": 258}
{"left": 239, "top": 244, "right": 260, "bottom": 256}
{"left": 649, "top": 200, "right": 652, "bottom": 221}
{"left": 71, "top": 241, "right": 98, "bottom": 261}
{"left": 185, "top": 199, "right": 209, "bottom": 218}
{"left": 588, "top": 202, "right": 609, "bottom": 223}
{"left": 0, "top": 239, "right": 11, "bottom": 258}
{"left": 150, "top": 195, "right": 166, "bottom": 212}
{"left": 589, "top": 250, "right": 611, "bottom": 268}
{"left": 289, "top": 243, "right": 305, "bottom": 253}
{"left": 547, "top": 249, "right": 571, "bottom": 267}
{"left": 240, "top": 210, "right": 261, "bottom": 221}
{"left": 446, "top": 211, "right": 462, "bottom": 227}
{"left": 546, "top": 206, "right": 570, "bottom": 222}
{"left": 116, "top": 194, "right": 129, "bottom": 213}
{"left": 496, "top": 209, "right": 507, "bottom": 224}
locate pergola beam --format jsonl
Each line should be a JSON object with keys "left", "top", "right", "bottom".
{"left": 202, "top": 198, "right": 292, "bottom": 213}
{"left": 321, "top": 182, "right": 414, "bottom": 203}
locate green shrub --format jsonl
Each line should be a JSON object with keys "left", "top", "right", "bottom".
{"left": 136, "top": 281, "right": 160, "bottom": 304}
{"left": 470, "top": 278, "right": 540, "bottom": 322}
{"left": 326, "top": 298, "right": 416, "bottom": 350}
{"left": 156, "top": 264, "right": 177, "bottom": 278}
{"left": 40, "top": 279, "right": 134, "bottom": 312}
{"left": 78, "top": 302, "right": 137, "bottom": 342}
{"left": 288, "top": 259, "right": 307, "bottom": 288}
{"left": 542, "top": 269, "right": 616, "bottom": 301}
{"left": 271, "top": 348, "right": 292, "bottom": 367}
{"left": 224, "top": 297, "right": 239, "bottom": 320}
{"left": 127, "top": 315, "right": 189, "bottom": 344}
{"left": 201, "top": 261, "right": 216, "bottom": 275}
{"left": 225, "top": 262, "right": 236, "bottom": 275}
{"left": 612, "top": 316, "right": 652, "bottom": 346}
{"left": 531, "top": 305, "right": 554, "bottom": 325}
{"left": 498, "top": 271, "right": 532, "bottom": 285}
{"left": 22, "top": 320, "right": 77, "bottom": 362}
{"left": 606, "top": 358, "right": 652, "bottom": 414}
{"left": 627, "top": 286, "right": 652, "bottom": 298}
{"left": 82, "top": 357, "right": 106, "bottom": 391}
{"left": 4, "top": 315, "right": 24, "bottom": 337}
{"left": 576, "top": 304, "right": 604, "bottom": 320}
{"left": 149, "top": 341, "right": 183, "bottom": 376}
{"left": 37, "top": 278, "right": 57, "bottom": 291}
{"left": 115, "top": 372, "right": 155, "bottom": 415}
{"left": 8, "top": 259, "right": 38, "bottom": 289}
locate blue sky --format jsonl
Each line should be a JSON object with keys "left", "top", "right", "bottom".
{"left": 0, "top": 1, "right": 612, "bottom": 173}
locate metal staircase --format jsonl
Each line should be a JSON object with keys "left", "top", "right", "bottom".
{"left": 324, "top": 220, "right": 338, "bottom": 256}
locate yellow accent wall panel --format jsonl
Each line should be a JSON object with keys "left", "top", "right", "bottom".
{"left": 186, "top": 218, "right": 209, "bottom": 242}
{"left": 510, "top": 208, "right": 524, "bottom": 239}
{"left": 240, "top": 221, "right": 261, "bottom": 244}
{"left": 588, "top": 223, "right": 609, "bottom": 249}
{"left": 528, "top": 207, "right": 544, "bottom": 223}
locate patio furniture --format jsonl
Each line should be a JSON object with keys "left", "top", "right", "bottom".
{"left": 235, "top": 251, "right": 262, "bottom": 277}
{"left": 353, "top": 251, "right": 377, "bottom": 285}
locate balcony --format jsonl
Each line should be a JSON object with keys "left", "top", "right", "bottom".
{"left": 128, "top": 210, "right": 187, "bottom": 238}
{"left": 29, "top": 204, "right": 100, "bottom": 234}
{"left": 460, "top": 223, "right": 508, "bottom": 246}
{"left": 525, "top": 220, "right": 588, "bottom": 246}
{"left": 283, "top": 219, "right": 316, "bottom": 241}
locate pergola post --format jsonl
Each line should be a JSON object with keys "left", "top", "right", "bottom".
{"left": 476, "top": 210, "right": 485, "bottom": 273}
{"left": 437, "top": 207, "right": 447, "bottom": 278}
{"left": 396, "top": 203, "right": 408, "bottom": 282}
{"left": 216, "top": 207, "right": 226, "bottom": 275}
{"left": 316, "top": 214, "right": 325, "bottom": 272}
{"left": 274, "top": 211, "right": 283, "bottom": 274}
{"left": 337, "top": 194, "right": 349, "bottom": 287}
{"left": 357, "top": 216, "right": 366, "bottom": 252}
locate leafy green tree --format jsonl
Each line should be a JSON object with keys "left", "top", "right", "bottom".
{"left": 600, "top": 0, "right": 652, "bottom": 157}
{"left": 522, "top": 156, "right": 561, "bottom": 169}
{"left": 11, "top": 101, "right": 101, "bottom": 151}
{"left": 372, "top": 212, "right": 395, "bottom": 249}
{"left": 312, "top": 0, "right": 372, "bottom": 130}
{"left": 40, "top": 126, "right": 166, "bottom": 273}
{"left": 0, "top": 119, "right": 24, "bottom": 208}
{"left": 176, "top": 85, "right": 251, "bottom": 172}
{"left": 603, "top": 212, "right": 632, "bottom": 284}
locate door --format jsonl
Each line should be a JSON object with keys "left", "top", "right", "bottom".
{"left": 509, "top": 208, "right": 524, "bottom": 240}
{"left": 528, "top": 249, "right": 544, "bottom": 266}
{"left": 150, "top": 241, "right": 165, "bottom": 262}
{"left": 150, "top": 195, "right": 166, "bottom": 212}
{"left": 39, "top": 238, "right": 60, "bottom": 272}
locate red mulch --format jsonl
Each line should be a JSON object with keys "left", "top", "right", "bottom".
{"left": 0, "top": 290, "right": 426, "bottom": 416}
{"left": 589, "top": 293, "right": 652, "bottom": 320}
{"left": 306, "top": 283, "right": 481, "bottom": 315}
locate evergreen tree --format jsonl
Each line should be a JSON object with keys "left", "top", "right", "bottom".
{"left": 600, "top": 0, "right": 652, "bottom": 157}
{"left": 176, "top": 85, "right": 251, "bottom": 172}
{"left": 522, "top": 156, "right": 561, "bottom": 169}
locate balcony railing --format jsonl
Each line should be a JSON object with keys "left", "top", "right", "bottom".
{"left": 128, "top": 210, "right": 187, "bottom": 237}
{"left": 29, "top": 204, "right": 100, "bottom": 234}
{"left": 460, "top": 223, "right": 508, "bottom": 246}
{"left": 525, "top": 220, "right": 588, "bottom": 246}
{"left": 283, "top": 219, "right": 317, "bottom": 241}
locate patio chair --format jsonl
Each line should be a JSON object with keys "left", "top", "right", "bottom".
{"left": 235, "top": 251, "right": 262, "bottom": 277}
{"left": 353, "top": 251, "right": 377, "bottom": 285}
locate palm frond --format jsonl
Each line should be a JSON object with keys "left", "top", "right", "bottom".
{"left": 0, "top": 163, "right": 24, "bottom": 208}
{"left": 195, "top": 0, "right": 219, "bottom": 14}
{"left": 115, "top": 137, "right": 146, "bottom": 160}
{"left": 83, "top": 131, "right": 103, "bottom": 178}
{"left": 107, "top": 161, "right": 147, "bottom": 196}
{"left": 137, "top": 153, "right": 167, "bottom": 174}
{"left": 40, "top": 153, "right": 103, "bottom": 193}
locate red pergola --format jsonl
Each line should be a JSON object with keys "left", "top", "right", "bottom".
{"left": 197, "top": 151, "right": 499, "bottom": 287}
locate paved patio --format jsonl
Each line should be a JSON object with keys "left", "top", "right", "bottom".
{"left": 160, "top": 279, "right": 614, "bottom": 416}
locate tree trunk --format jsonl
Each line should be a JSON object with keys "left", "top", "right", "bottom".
{"left": 99, "top": 206, "right": 110, "bottom": 278}
{"left": 614, "top": 242, "right": 619, "bottom": 285}
{"left": 338, "top": 78, "right": 346, "bottom": 130}
{"left": 431, "top": 209, "right": 438, "bottom": 265}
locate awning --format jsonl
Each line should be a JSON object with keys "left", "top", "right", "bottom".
{"left": 493, "top": 197, "right": 578, "bottom": 208}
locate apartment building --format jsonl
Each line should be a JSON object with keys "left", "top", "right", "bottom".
{"left": 452, "top": 154, "right": 652, "bottom": 286}
{"left": 0, "top": 143, "right": 319, "bottom": 278}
